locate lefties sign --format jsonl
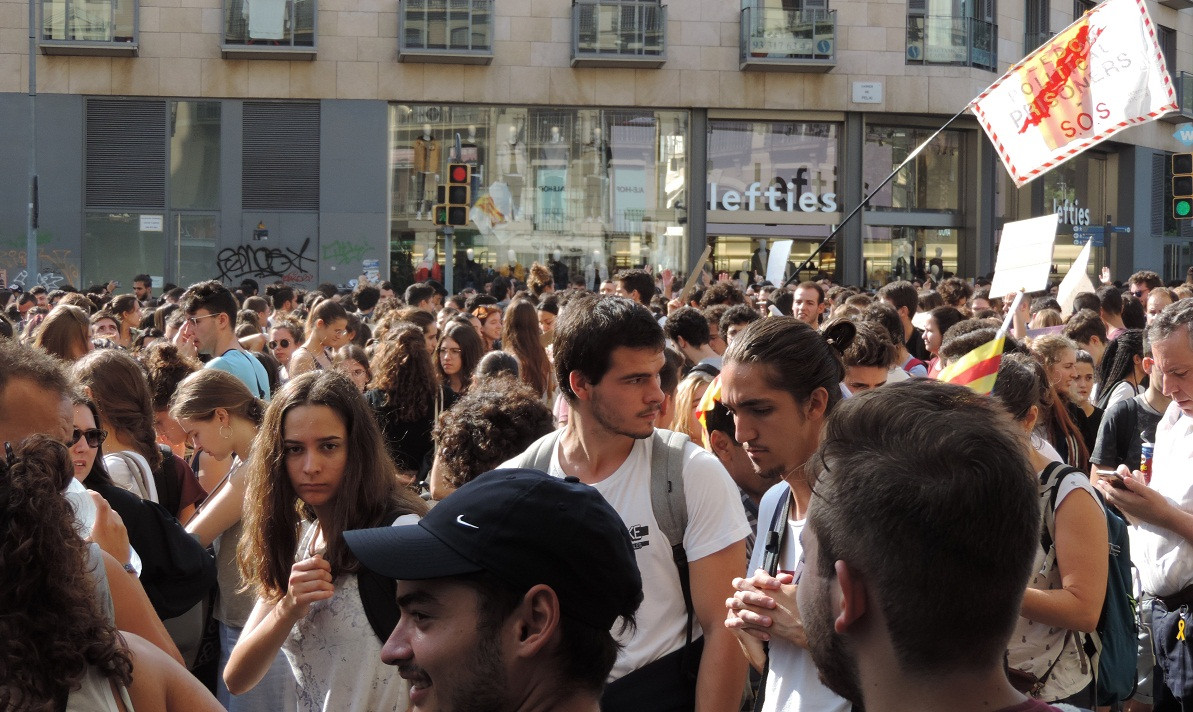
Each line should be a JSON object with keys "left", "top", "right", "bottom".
{"left": 708, "top": 179, "right": 837, "bottom": 213}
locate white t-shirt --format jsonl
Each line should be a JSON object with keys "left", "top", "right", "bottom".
{"left": 504, "top": 435, "right": 750, "bottom": 681}
{"left": 747, "top": 483, "right": 850, "bottom": 712}
{"left": 103, "top": 450, "right": 159, "bottom": 503}
{"left": 1135, "top": 402, "right": 1193, "bottom": 596}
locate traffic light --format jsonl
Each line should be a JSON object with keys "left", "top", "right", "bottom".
{"left": 1173, "top": 153, "right": 1193, "bottom": 219}
{"left": 432, "top": 185, "right": 448, "bottom": 226}
{"left": 445, "top": 163, "right": 471, "bottom": 227}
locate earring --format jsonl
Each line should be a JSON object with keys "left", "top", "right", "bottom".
{"left": 220, "top": 425, "right": 232, "bottom": 441}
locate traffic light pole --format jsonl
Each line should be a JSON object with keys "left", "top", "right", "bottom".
{"left": 442, "top": 226, "right": 454, "bottom": 295}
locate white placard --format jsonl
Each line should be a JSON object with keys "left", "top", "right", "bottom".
{"left": 139, "top": 215, "right": 164, "bottom": 232}
{"left": 989, "top": 214, "right": 1059, "bottom": 297}
{"left": 766, "top": 240, "right": 793, "bottom": 285}
{"left": 1056, "top": 237, "right": 1097, "bottom": 317}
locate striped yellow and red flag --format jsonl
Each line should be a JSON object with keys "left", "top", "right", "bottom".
{"left": 938, "top": 334, "right": 1006, "bottom": 395}
{"left": 695, "top": 375, "right": 722, "bottom": 450}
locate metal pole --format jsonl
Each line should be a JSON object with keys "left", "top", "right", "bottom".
{"left": 443, "top": 226, "right": 454, "bottom": 294}
{"left": 26, "top": 0, "right": 39, "bottom": 282}
{"left": 782, "top": 103, "right": 972, "bottom": 288}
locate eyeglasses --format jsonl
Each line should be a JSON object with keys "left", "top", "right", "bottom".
{"left": 1131, "top": 291, "right": 1145, "bottom": 298}
{"left": 268, "top": 338, "right": 292, "bottom": 349}
{"left": 331, "top": 328, "right": 347, "bottom": 336}
{"left": 71, "top": 427, "right": 107, "bottom": 448}
{"left": 186, "top": 313, "right": 220, "bottom": 326}
{"left": 440, "top": 347, "right": 462, "bottom": 356}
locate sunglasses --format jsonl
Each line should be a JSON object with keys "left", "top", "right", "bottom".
{"left": 269, "top": 338, "right": 292, "bottom": 349}
{"left": 71, "top": 427, "right": 107, "bottom": 448}
{"left": 1131, "top": 291, "right": 1145, "bottom": 298}
{"left": 186, "top": 313, "right": 220, "bottom": 326}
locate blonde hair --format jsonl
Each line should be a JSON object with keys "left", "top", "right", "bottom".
{"left": 669, "top": 370, "right": 714, "bottom": 441}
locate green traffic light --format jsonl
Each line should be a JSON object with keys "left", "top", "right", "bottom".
{"left": 1177, "top": 200, "right": 1192, "bottom": 218}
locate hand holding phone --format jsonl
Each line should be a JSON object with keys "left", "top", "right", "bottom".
{"left": 1095, "top": 469, "right": 1128, "bottom": 489}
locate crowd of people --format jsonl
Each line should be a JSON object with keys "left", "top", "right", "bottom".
{"left": 2, "top": 262, "right": 1193, "bottom": 712}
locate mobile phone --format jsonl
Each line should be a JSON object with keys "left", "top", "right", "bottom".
{"left": 1096, "top": 469, "right": 1128, "bottom": 489}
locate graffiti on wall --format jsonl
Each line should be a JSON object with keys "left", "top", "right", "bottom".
{"left": 216, "top": 238, "right": 315, "bottom": 283}
{"left": 0, "top": 246, "right": 79, "bottom": 289}
{"left": 321, "top": 240, "right": 369, "bottom": 266}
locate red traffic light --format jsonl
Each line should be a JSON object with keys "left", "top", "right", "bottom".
{"left": 448, "top": 164, "right": 470, "bottom": 184}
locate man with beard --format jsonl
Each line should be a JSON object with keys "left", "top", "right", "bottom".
{"left": 503, "top": 294, "right": 750, "bottom": 712}
{"left": 721, "top": 316, "right": 852, "bottom": 712}
{"left": 795, "top": 380, "right": 1052, "bottom": 712}
{"left": 344, "top": 469, "right": 643, "bottom": 712}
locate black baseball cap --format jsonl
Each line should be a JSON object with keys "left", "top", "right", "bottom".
{"left": 344, "top": 468, "right": 643, "bottom": 631}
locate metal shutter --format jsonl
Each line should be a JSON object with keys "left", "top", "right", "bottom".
{"left": 242, "top": 102, "right": 320, "bottom": 210}
{"left": 86, "top": 99, "right": 167, "bottom": 209}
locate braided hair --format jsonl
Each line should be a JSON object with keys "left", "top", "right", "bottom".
{"left": 1095, "top": 329, "right": 1144, "bottom": 410}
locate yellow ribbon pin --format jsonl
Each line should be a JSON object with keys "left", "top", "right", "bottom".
{"left": 1179, "top": 619, "right": 1187, "bottom": 642}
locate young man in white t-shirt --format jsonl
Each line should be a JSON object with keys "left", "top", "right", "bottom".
{"left": 719, "top": 316, "right": 849, "bottom": 712}
{"left": 503, "top": 294, "right": 749, "bottom": 712}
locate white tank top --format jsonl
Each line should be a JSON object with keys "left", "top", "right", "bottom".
{"left": 66, "top": 666, "right": 134, "bottom": 712}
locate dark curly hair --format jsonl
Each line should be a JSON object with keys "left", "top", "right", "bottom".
{"left": 0, "top": 435, "right": 133, "bottom": 710}
{"left": 434, "top": 375, "right": 555, "bottom": 491}
{"left": 369, "top": 323, "right": 438, "bottom": 421}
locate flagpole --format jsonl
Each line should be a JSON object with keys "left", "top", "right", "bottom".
{"left": 783, "top": 102, "right": 974, "bottom": 288}
{"left": 998, "top": 289, "right": 1026, "bottom": 338}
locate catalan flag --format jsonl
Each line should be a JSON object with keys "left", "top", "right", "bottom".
{"left": 938, "top": 334, "right": 1006, "bottom": 395}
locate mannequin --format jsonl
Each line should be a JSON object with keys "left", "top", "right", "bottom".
{"left": 548, "top": 248, "right": 570, "bottom": 290}
{"left": 929, "top": 247, "right": 944, "bottom": 278}
{"left": 538, "top": 126, "right": 569, "bottom": 220}
{"left": 415, "top": 247, "right": 442, "bottom": 283}
{"left": 460, "top": 124, "right": 483, "bottom": 197}
{"left": 412, "top": 124, "right": 440, "bottom": 219}
{"left": 497, "top": 125, "right": 527, "bottom": 220}
{"left": 584, "top": 127, "right": 611, "bottom": 221}
{"left": 498, "top": 248, "right": 526, "bottom": 283}
{"left": 750, "top": 239, "right": 769, "bottom": 282}
{"left": 584, "top": 249, "right": 610, "bottom": 292}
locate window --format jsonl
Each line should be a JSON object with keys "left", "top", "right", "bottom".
{"left": 740, "top": 0, "right": 836, "bottom": 71}
{"left": 1072, "top": 0, "right": 1095, "bottom": 19}
{"left": 572, "top": 0, "right": 667, "bottom": 67}
{"left": 40, "top": 0, "right": 137, "bottom": 54}
{"left": 400, "top": 0, "right": 493, "bottom": 63}
{"left": 1025, "top": 0, "right": 1049, "bottom": 54}
{"left": 906, "top": 0, "right": 997, "bottom": 71}
{"left": 1158, "top": 24, "right": 1176, "bottom": 82}
{"left": 223, "top": 0, "right": 316, "bottom": 57}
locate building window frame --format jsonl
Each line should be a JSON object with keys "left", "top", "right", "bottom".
{"left": 39, "top": 0, "right": 139, "bottom": 56}
{"left": 398, "top": 0, "right": 494, "bottom": 64}
{"left": 221, "top": 0, "right": 317, "bottom": 59}
{"left": 905, "top": 0, "right": 998, "bottom": 71}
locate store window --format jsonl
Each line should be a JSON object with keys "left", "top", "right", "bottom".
{"left": 388, "top": 104, "right": 688, "bottom": 293}
{"left": 864, "top": 125, "right": 963, "bottom": 212}
{"left": 707, "top": 120, "right": 839, "bottom": 215}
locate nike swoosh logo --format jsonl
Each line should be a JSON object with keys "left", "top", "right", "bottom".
{"left": 456, "top": 515, "right": 479, "bottom": 530}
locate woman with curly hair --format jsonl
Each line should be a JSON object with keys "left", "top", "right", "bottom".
{"left": 140, "top": 340, "right": 202, "bottom": 457}
{"left": 32, "top": 303, "right": 93, "bottom": 361}
{"left": 500, "top": 298, "right": 553, "bottom": 400}
{"left": 365, "top": 323, "right": 455, "bottom": 480}
{"left": 0, "top": 434, "right": 220, "bottom": 711}
{"left": 223, "top": 371, "right": 427, "bottom": 710}
{"left": 436, "top": 318, "right": 484, "bottom": 395}
{"left": 427, "top": 374, "right": 555, "bottom": 500}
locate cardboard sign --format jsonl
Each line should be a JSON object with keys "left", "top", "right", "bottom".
{"left": 990, "top": 214, "right": 1059, "bottom": 297}
{"left": 766, "top": 240, "right": 793, "bottom": 285}
{"left": 1056, "top": 237, "right": 1097, "bottom": 317}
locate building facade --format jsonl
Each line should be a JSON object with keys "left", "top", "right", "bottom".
{"left": 1, "top": 0, "right": 1192, "bottom": 292}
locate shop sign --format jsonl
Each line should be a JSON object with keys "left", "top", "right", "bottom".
{"left": 1053, "top": 198, "right": 1092, "bottom": 226}
{"left": 708, "top": 173, "right": 837, "bottom": 214}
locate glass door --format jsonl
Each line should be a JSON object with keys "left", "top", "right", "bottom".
{"left": 173, "top": 213, "right": 220, "bottom": 287}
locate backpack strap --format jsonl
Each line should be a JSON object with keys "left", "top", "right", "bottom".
{"left": 111, "top": 451, "right": 156, "bottom": 502}
{"left": 1038, "top": 460, "right": 1071, "bottom": 574}
{"left": 649, "top": 429, "right": 693, "bottom": 646}
{"left": 760, "top": 487, "right": 792, "bottom": 577}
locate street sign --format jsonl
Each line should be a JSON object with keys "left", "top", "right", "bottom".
{"left": 1072, "top": 234, "right": 1105, "bottom": 248}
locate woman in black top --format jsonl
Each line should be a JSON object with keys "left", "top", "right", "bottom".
{"left": 365, "top": 323, "right": 456, "bottom": 482}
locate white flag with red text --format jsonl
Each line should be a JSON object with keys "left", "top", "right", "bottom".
{"left": 970, "top": 0, "right": 1177, "bottom": 187}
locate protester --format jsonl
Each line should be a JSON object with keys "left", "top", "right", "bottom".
{"left": 0, "top": 435, "right": 222, "bottom": 712}
{"left": 172, "top": 369, "right": 296, "bottom": 711}
{"left": 268, "top": 318, "right": 303, "bottom": 382}
{"left": 437, "top": 319, "right": 484, "bottom": 395}
{"left": 344, "top": 469, "right": 644, "bottom": 712}
{"left": 669, "top": 369, "right": 715, "bottom": 441}
{"left": 1096, "top": 329, "right": 1147, "bottom": 411}
{"left": 503, "top": 294, "right": 749, "bottom": 712}
{"left": 140, "top": 341, "right": 202, "bottom": 456}
{"left": 722, "top": 316, "right": 852, "bottom": 712}
{"left": 334, "top": 344, "right": 372, "bottom": 393}
{"left": 473, "top": 303, "right": 502, "bottom": 351}
{"left": 224, "top": 371, "right": 428, "bottom": 710}
{"left": 32, "top": 303, "right": 93, "bottom": 361}
{"left": 836, "top": 318, "right": 899, "bottom": 394}
{"left": 289, "top": 298, "right": 350, "bottom": 376}
{"left": 180, "top": 280, "right": 271, "bottom": 400}
{"left": 794, "top": 380, "right": 1050, "bottom": 712}
{"left": 922, "top": 305, "right": 965, "bottom": 376}
{"left": 501, "top": 298, "right": 553, "bottom": 400}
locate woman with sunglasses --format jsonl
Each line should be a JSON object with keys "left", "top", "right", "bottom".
{"left": 269, "top": 318, "right": 303, "bottom": 383}
{"left": 289, "top": 300, "right": 350, "bottom": 377}
{"left": 69, "top": 395, "right": 203, "bottom": 667}
{"left": 175, "top": 368, "right": 297, "bottom": 711}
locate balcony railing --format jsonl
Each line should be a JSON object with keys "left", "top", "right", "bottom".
{"left": 40, "top": 0, "right": 137, "bottom": 56}
{"left": 572, "top": 0, "right": 666, "bottom": 68}
{"left": 222, "top": 0, "right": 316, "bottom": 59}
{"left": 906, "top": 15, "right": 997, "bottom": 71}
{"left": 1161, "top": 71, "right": 1193, "bottom": 124}
{"left": 400, "top": 0, "right": 493, "bottom": 64}
{"left": 740, "top": 7, "right": 835, "bottom": 72}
